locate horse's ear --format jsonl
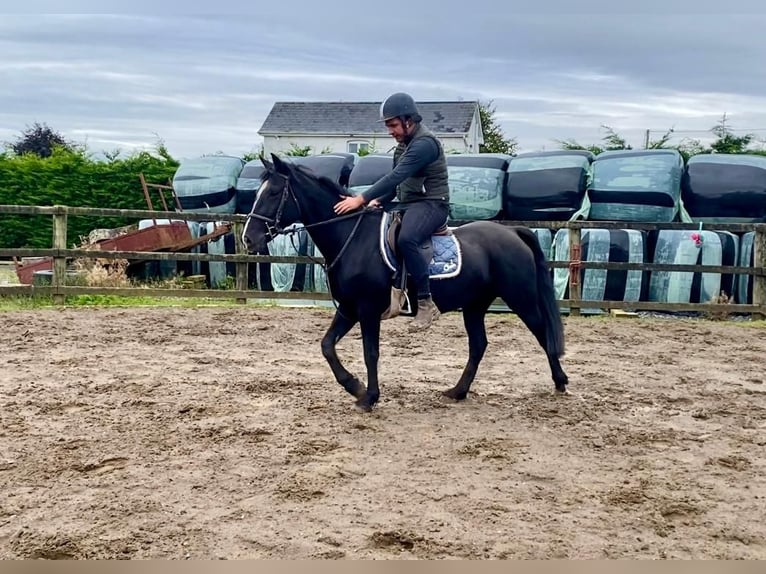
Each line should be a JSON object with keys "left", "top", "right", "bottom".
{"left": 271, "top": 153, "right": 289, "bottom": 175}
{"left": 259, "top": 151, "right": 272, "bottom": 171}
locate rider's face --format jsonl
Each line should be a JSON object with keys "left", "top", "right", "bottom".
{"left": 385, "top": 117, "right": 412, "bottom": 142}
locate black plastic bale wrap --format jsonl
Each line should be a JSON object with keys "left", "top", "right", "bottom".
{"left": 348, "top": 154, "right": 394, "bottom": 189}
{"left": 235, "top": 161, "right": 266, "bottom": 214}
{"left": 288, "top": 154, "right": 356, "bottom": 188}
{"left": 682, "top": 154, "right": 766, "bottom": 221}
{"left": 505, "top": 150, "right": 594, "bottom": 221}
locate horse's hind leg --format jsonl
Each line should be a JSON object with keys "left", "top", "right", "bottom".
{"left": 321, "top": 310, "right": 365, "bottom": 400}
{"left": 444, "top": 306, "right": 489, "bottom": 401}
{"left": 513, "top": 305, "right": 569, "bottom": 393}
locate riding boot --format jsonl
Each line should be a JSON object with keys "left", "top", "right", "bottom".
{"left": 409, "top": 296, "right": 440, "bottom": 332}
{"left": 381, "top": 287, "right": 406, "bottom": 320}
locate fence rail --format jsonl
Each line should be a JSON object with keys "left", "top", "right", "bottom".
{"left": 1, "top": 204, "right": 765, "bottom": 317}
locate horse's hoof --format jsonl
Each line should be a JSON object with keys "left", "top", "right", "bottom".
{"left": 554, "top": 387, "right": 570, "bottom": 396}
{"left": 342, "top": 377, "right": 366, "bottom": 400}
{"left": 442, "top": 388, "right": 467, "bottom": 401}
{"left": 354, "top": 398, "right": 374, "bottom": 413}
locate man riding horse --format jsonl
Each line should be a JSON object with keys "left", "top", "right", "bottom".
{"left": 334, "top": 92, "right": 450, "bottom": 331}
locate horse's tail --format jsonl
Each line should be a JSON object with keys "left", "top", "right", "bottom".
{"left": 515, "top": 227, "right": 565, "bottom": 358}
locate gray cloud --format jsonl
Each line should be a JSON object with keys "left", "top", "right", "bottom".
{"left": 1, "top": 7, "right": 765, "bottom": 160}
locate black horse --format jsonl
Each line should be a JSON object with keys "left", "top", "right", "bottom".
{"left": 243, "top": 154, "right": 569, "bottom": 411}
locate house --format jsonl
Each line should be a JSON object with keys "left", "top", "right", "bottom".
{"left": 257, "top": 100, "right": 483, "bottom": 156}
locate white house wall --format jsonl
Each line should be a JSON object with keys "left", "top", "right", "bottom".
{"left": 262, "top": 133, "right": 476, "bottom": 157}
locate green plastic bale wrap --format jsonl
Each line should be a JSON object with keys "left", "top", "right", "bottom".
{"left": 553, "top": 228, "right": 648, "bottom": 313}
{"left": 647, "top": 230, "right": 740, "bottom": 304}
{"left": 172, "top": 155, "right": 244, "bottom": 213}
{"left": 585, "top": 149, "right": 684, "bottom": 222}
{"left": 267, "top": 224, "right": 311, "bottom": 292}
{"left": 446, "top": 154, "right": 510, "bottom": 221}
{"left": 736, "top": 232, "right": 755, "bottom": 304}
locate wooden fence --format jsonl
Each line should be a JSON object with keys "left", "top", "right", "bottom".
{"left": 1, "top": 204, "right": 765, "bottom": 318}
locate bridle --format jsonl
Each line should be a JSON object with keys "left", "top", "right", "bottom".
{"left": 245, "top": 172, "right": 295, "bottom": 242}
{"left": 245, "top": 170, "right": 370, "bottom": 272}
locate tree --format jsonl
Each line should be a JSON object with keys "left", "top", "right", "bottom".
{"left": 284, "top": 142, "right": 312, "bottom": 156}
{"left": 9, "top": 122, "right": 75, "bottom": 158}
{"left": 555, "top": 124, "right": 632, "bottom": 155}
{"left": 646, "top": 127, "right": 675, "bottom": 149}
{"left": 478, "top": 101, "right": 517, "bottom": 154}
{"left": 709, "top": 113, "right": 754, "bottom": 154}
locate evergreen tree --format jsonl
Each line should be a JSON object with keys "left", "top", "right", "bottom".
{"left": 478, "top": 101, "right": 517, "bottom": 154}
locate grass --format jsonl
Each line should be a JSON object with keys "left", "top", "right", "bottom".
{"left": 0, "top": 294, "right": 290, "bottom": 311}
{"left": 0, "top": 255, "right": 285, "bottom": 311}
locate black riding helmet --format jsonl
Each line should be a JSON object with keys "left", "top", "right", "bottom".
{"left": 379, "top": 92, "right": 422, "bottom": 123}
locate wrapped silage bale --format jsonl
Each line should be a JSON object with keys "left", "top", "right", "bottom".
{"left": 200, "top": 221, "right": 234, "bottom": 288}
{"left": 288, "top": 153, "right": 356, "bottom": 188}
{"left": 347, "top": 154, "right": 395, "bottom": 208}
{"left": 172, "top": 155, "right": 244, "bottom": 214}
{"left": 585, "top": 149, "right": 684, "bottom": 222}
{"left": 530, "top": 228, "right": 554, "bottom": 261}
{"left": 179, "top": 221, "right": 202, "bottom": 278}
{"left": 552, "top": 228, "right": 648, "bottom": 312}
{"left": 736, "top": 232, "right": 755, "bottom": 304}
{"left": 446, "top": 153, "right": 510, "bottom": 221}
{"left": 505, "top": 150, "right": 593, "bottom": 221}
{"left": 235, "top": 161, "right": 266, "bottom": 214}
{"left": 647, "top": 230, "right": 740, "bottom": 303}
{"left": 267, "top": 223, "right": 311, "bottom": 292}
{"left": 682, "top": 154, "right": 766, "bottom": 222}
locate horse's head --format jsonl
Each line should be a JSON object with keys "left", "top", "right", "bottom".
{"left": 242, "top": 152, "right": 354, "bottom": 253}
{"left": 242, "top": 153, "right": 302, "bottom": 254}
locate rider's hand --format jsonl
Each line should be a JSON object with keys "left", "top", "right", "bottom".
{"left": 333, "top": 195, "right": 366, "bottom": 215}
{"left": 368, "top": 199, "right": 382, "bottom": 208}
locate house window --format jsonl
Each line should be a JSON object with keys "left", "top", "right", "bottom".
{"left": 347, "top": 140, "right": 370, "bottom": 154}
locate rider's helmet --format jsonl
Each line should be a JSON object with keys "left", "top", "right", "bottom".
{"left": 379, "top": 92, "right": 422, "bottom": 123}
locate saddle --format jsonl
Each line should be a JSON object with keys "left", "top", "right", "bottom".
{"left": 385, "top": 211, "right": 451, "bottom": 261}
{"left": 379, "top": 210, "right": 463, "bottom": 282}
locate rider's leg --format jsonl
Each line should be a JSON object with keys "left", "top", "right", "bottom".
{"left": 397, "top": 200, "right": 449, "bottom": 330}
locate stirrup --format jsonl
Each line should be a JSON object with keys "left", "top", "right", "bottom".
{"left": 381, "top": 287, "right": 407, "bottom": 320}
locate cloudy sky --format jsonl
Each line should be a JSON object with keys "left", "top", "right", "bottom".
{"left": 2, "top": 5, "right": 765, "bottom": 160}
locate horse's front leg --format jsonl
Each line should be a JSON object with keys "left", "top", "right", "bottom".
{"left": 321, "top": 309, "right": 365, "bottom": 401}
{"left": 355, "top": 312, "right": 382, "bottom": 412}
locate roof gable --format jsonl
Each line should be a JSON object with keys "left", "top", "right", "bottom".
{"left": 258, "top": 101, "right": 478, "bottom": 135}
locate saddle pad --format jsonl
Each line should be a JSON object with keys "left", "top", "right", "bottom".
{"left": 379, "top": 212, "right": 462, "bottom": 279}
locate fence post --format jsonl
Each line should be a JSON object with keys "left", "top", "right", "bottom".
{"left": 232, "top": 221, "right": 248, "bottom": 305}
{"left": 754, "top": 223, "right": 766, "bottom": 320}
{"left": 568, "top": 226, "right": 582, "bottom": 316}
{"left": 51, "top": 205, "right": 68, "bottom": 305}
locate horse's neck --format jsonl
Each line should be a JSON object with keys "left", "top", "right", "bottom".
{"left": 298, "top": 193, "right": 353, "bottom": 262}
{"left": 300, "top": 198, "right": 381, "bottom": 268}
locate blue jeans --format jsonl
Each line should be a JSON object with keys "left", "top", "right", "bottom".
{"left": 396, "top": 200, "right": 449, "bottom": 299}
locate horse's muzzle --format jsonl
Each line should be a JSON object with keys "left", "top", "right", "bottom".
{"left": 242, "top": 225, "right": 269, "bottom": 255}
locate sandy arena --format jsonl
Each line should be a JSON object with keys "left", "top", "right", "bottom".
{"left": 0, "top": 305, "right": 764, "bottom": 559}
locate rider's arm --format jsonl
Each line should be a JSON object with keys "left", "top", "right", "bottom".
{"left": 360, "top": 137, "right": 440, "bottom": 204}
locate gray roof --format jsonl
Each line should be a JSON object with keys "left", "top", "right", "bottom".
{"left": 258, "top": 101, "right": 479, "bottom": 135}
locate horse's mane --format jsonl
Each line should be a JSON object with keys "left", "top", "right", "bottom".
{"left": 261, "top": 160, "right": 354, "bottom": 202}
{"left": 292, "top": 163, "right": 353, "bottom": 198}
